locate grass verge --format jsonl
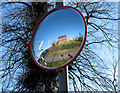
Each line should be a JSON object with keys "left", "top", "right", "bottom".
{"left": 41, "top": 58, "right": 70, "bottom": 67}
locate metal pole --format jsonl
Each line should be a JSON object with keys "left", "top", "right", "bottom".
{"left": 58, "top": 66, "right": 69, "bottom": 92}
{"left": 56, "top": 1, "right": 69, "bottom": 92}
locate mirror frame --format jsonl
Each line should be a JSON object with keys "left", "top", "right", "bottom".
{"left": 30, "top": 6, "right": 87, "bottom": 71}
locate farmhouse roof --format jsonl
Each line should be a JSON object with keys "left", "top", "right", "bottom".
{"left": 58, "top": 35, "right": 66, "bottom": 39}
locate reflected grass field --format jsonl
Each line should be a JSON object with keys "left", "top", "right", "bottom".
{"left": 49, "top": 40, "right": 81, "bottom": 55}
{"left": 41, "top": 58, "right": 70, "bottom": 67}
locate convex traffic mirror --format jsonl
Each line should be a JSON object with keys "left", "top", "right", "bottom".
{"left": 30, "top": 6, "right": 87, "bottom": 70}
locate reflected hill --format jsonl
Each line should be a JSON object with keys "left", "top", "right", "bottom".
{"left": 39, "top": 34, "right": 83, "bottom": 67}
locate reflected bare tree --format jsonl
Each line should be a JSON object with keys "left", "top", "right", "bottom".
{"left": 1, "top": 1, "right": 118, "bottom": 92}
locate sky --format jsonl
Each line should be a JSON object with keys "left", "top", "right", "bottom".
{"left": 31, "top": 7, "right": 86, "bottom": 62}
{"left": 1, "top": 1, "right": 119, "bottom": 92}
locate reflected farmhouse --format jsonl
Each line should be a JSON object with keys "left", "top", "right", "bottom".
{"left": 58, "top": 35, "right": 70, "bottom": 45}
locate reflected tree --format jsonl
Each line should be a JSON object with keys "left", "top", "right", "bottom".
{"left": 1, "top": 1, "right": 118, "bottom": 92}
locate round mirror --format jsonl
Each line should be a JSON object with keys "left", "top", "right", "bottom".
{"left": 30, "top": 6, "right": 87, "bottom": 70}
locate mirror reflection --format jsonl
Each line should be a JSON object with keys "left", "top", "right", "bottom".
{"left": 31, "top": 7, "right": 86, "bottom": 69}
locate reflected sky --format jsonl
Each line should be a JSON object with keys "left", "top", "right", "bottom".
{"left": 32, "top": 7, "right": 85, "bottom": 62}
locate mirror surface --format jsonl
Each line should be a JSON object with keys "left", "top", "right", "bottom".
{"left": 31, "top": 7, "right": 86, "bottom": 69}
